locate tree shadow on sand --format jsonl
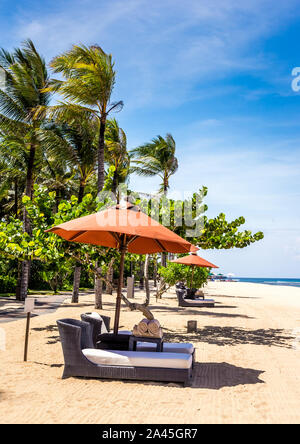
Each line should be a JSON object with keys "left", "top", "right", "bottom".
{"left": 32, "top": 324, "right": 61, "bottom": 344}
{"left": 119, "top": 362, "right": 264, "bottom": 389}
{"left": 32, "top": 324, "right": 58, "bottom": 332}
{"left": 191, "top": 362, "right": 264, "bottom": 389}
{"left": 33, "top": 361, "right": 63, "bottom": 368}
{"left": 164, "top": 326, "right": 293, "bottom": 348}
{"left": 131, "top": 303, "right": 255, "bottom": 320}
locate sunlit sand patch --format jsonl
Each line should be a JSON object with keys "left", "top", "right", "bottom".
{"left": 0, "top": 327, "right": 5, "bottom": 351}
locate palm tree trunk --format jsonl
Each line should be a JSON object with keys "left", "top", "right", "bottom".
{"left": 139, "top": 259, "right": 144, "bottom": 289}
{"left": 105, "top": 260, "right": 114, "bottom": 294}
{"left": 161, "top": 183, "right": 168, "bottom": 268}
{"left": 112, "top": 168, "right": 118, "bottom": 197}
{"left": 17, "top": 143, "right": 35, "bottom": 301}
{"left": 97, "top": 117, "right": 106, "bottom": 193}
{"left": 72, "top": 265, "right": 81, "bottom": 303}
{"left": 95, "top": 118, "right": 106, "bottom": 306}
{"left": 71, "top": 181, "right": 85, "bottom": 303}
{"left": 78, "top": 181, "right": 85, "bottom": 203}
{"left": 161, "top": 252, "right": 167, "bottom": 267}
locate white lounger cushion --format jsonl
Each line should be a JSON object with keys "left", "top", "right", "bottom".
{"left": 82, "top": 349, "right": 192, "bottom": 369}
{"left": 185, "top": 299, "right": 214, "bottom": 303}
{"left": 136, "top": 342, "right": 194, "bottom": 354}
{"left": 88, "top": 312, "right": 101, "bottom": 319}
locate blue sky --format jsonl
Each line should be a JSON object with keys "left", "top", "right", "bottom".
{"left": 1, "top": 0, "right": 300, "bottom": 277}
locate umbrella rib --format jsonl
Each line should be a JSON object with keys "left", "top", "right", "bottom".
{"left": 69, "top": 231, "right": 87, "bottom": 241}
{"left": 48, "top": 227, "right": 60, "bottom": 232}
{"left": 127, "top": 235, "right": 139, "bottom": 245}
{"left": 155, "top": 239, "right": 166, "bottom": 251}
{"left": 108, "top": 231, "right": 121, "bottom": 244}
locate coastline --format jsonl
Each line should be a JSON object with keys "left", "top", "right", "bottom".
{"left": 0, "top": 281, "right": 300, "bottom": 424}
{"left": 231, "top": 278, "right": 300, "bottom": 289}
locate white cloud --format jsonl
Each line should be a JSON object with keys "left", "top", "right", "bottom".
{"left": 9, "top": 0, "right": 300, "bottom": 109}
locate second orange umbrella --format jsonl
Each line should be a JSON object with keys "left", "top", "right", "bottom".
{"left": 171, "top": 253, "right": 218, "bottom": 288}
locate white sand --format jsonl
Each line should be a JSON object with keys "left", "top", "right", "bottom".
{"left": 0, "top": 281, "right": 300, "bottom": 424}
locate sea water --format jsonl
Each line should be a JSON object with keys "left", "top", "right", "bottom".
{"left": 236, "top": 278, "right": 300, "bottom": 288}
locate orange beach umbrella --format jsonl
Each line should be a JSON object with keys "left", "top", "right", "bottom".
{"left": 47, "top": 201, "right": 194, "bottom": 333}
{"left": 171, "top": 252, "right": 218, "bottom": 288}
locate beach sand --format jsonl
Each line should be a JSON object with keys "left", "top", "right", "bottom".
{"left": 0, "top": 281, "right": 300, "bottom": 424}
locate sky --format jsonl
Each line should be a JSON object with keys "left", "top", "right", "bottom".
{"left": 1, "top": 0, "right": 300, "bottom": 277}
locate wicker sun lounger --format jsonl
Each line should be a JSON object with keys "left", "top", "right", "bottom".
{"left": 81, "top": 312, "right": 195, "bottom": 363}
{"left": 176, "top": 289, "right": 215, "bottom": 308}
{"left": 56, "top": 318, "right": 193, "bottom": 386}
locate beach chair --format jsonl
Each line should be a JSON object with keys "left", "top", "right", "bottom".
{"left": 176, "top": 289, "right": 215, "bottom": 308}
{"left": 57, "top": 318, "right": 193, "bottom": 386}
{"left": 81, "top": 312, "right": 195, "bottom": 362}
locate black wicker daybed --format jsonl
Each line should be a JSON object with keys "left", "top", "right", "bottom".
{"left": 57, "top": 318, "right": 193, "bottom": 386}
{"left": 81, "top": 312, "right": 195, "bottom": 362}
{"left": 176, "top": 289, "right": 215, "bottom": 308}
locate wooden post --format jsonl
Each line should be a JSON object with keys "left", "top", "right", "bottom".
{"left": 24, "top": 312, "right": 31, "bottom": 362}
{"left": 23, "top": 298, "right": 35, "bottom": 361}
{"left": 187, "top": 320, "right": 197, "bottom": 333}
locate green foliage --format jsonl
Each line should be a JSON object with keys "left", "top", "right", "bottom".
{"left": 0, "top": 258, "right": 17, "bottom": 292}
{"left": 158, "top": 262, "right": 209, "bottom": 289}
{"left": 197, "top": 213, "right": 264, "bottom": 249}
{"left": 0, "top": 186, "right": 96, "bottom": 262}
{"left": 0, "top": 185, "right": 121, "bottom": 292}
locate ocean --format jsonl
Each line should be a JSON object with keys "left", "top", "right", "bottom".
{"left": 236, "top": 278, "right": 300, "bottom": 288}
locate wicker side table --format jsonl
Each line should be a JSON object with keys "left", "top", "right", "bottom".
{"left": 129, "top": 335, "right": 164, "bottom": 352}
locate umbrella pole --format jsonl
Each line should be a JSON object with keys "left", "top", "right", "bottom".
{"left": 113, "top": 243, "right": 127, "bottom": 335}
{"left": 190, "top": 265, "right": 195, "bottom": 288}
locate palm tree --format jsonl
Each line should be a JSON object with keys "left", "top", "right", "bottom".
{"left": 130, "top": 133, "right": 178, "bottom": 194}
{"left": 37, "top": 154, "right": 75, "bottom": 211}
{"left": 104, "top": 118, "right": 130, "bottom": 196}
{"left": 0, "top": 134, "right": 27, "bottom": 218}
{"left": 0, "top": 40, "right": 51, "bottom": 300}
{"left": 43, "top": 44, "right": 123, "bottom": 194}
{"left": 131, "top": 133, "right": 178, "bottom": 268}
{"left": 42, "top": 44, "right": 123, "bottom": 308}
{"left": 40, "top": 117, "right": 98, "bottom": 302}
